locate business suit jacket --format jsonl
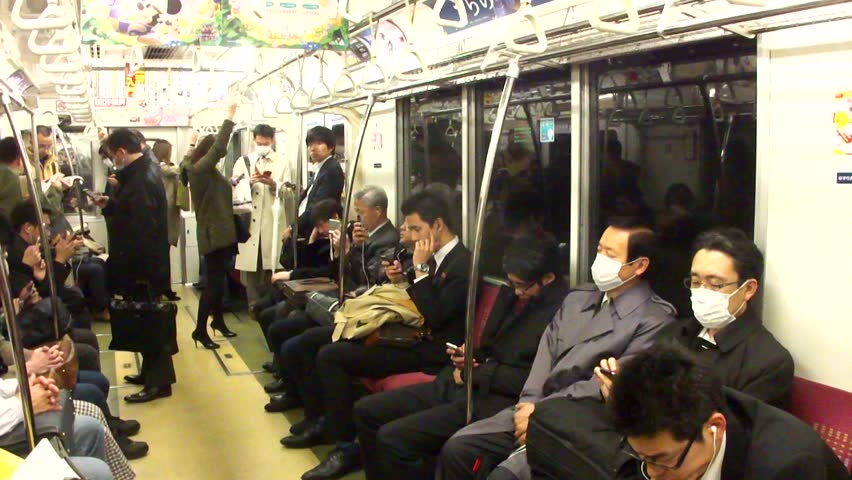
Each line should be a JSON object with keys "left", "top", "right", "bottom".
{"left": 719, "top": 387, "right": 848, "bottom": 479}
{"left": 454, "top": 281, "right": 676, "bottom": 439}
{"left": 296, "top": 157, "right": 344, "bottom": 234}
{"left": 658, "top": 309, "right": 795, "bottom": 409}
{"left": 7, "top": 235, "right": 70, "bottom": 297}
{"left": 407, "top": 241, "right": 471, "bottom": 371}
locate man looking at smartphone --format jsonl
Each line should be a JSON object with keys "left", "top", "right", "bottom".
{"left": 353, "top": 235, "right": 570, "bottom": 480}
{"left": 234, "top": 124, "right": 293, "bottom": 313}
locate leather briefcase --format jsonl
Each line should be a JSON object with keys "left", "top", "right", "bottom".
{"left": 364, "top": 323, "right": 429, "bottom": 349}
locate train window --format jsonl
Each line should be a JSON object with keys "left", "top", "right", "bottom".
{"left": 592, "top": 42, "right": 757, "bottom": 316}
{"left": 406, "top": 89, "right": 464, "bottom": 231}
{"left": 476, "top": 75, "right": 572, "bottom": 278}
{"left": 56, "top": 133, "right": 100, "bottom": 215}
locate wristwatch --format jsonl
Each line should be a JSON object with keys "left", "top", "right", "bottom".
{"left": 415, "top": 263, "right": 430, "bottom": 273}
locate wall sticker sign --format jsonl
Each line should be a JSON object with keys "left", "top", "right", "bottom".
{"left": 833, "top": 91, "right": 852, "bottom": 155}
{"left": 837, "top": 173, "right": 852, "bottom": 184}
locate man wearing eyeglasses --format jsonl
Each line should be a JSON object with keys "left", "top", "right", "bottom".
{"left": 436, "top": 217, "right": 676, "bottom": 480}
{"left": 609, "top": 344, "right": 847, "bottom": 480}
{"left": 524, "top": 228, "right": 795, "bottom": 480}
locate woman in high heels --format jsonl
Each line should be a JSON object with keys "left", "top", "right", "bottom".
{"left": 180, "top": 101, "right": 239, "bottom": 349}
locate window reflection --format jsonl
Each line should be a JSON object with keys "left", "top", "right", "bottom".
{"left": 477, "top": 78, "right": 571, "bottom": 278}
{"left": 594, "top": 45, "right": 757, "bottom": 317}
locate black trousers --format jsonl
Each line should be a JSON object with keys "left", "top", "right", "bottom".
{"left": 269, "top": 309, "right": 315, "bottom": 377}
{"left": 286, "top": 325, "right": 425, "bottom": 441}
{"left": 437, "top": 429, "right": 517, "bottom": 480}
{"left": 196, "top": 245, "right": 233, "bottom": 334}
{"left": 73, "top": 256, "right": 109, "bottom": 311}
{"left": 140, "top": 347, "right": 176, "bottom": 388}
{"left": 354, "top": 381, "right": 468, "bottom": 480}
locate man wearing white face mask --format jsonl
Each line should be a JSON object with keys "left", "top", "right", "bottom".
{"left": 437, "top": 217, "right": 676, "bottom": 480}
{"left": 234, "top": 124, "right": 294, "bottom": 313}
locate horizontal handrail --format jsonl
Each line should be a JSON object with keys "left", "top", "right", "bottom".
{"left": 588, "top": 0, "right": 640, "bottom": 34}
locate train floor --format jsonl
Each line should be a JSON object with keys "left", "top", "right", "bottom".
{"left": 93, "top": 285, "right": 366, "bottom": 480}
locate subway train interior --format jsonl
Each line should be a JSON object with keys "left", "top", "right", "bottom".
{"left": 0, "top": 0, "right": 851, "bottom": 478}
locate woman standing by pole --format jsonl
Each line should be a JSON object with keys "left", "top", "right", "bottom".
{"left": 180, "top": 101, "right": 239, "bottom": 349}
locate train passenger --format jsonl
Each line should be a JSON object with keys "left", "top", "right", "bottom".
{"left": 93, "top": 128, "right": 172, "bottom": 403}
{"left": 353, "top": 235, "right": 570, "bottom": 480}
{"left": 280, "top": 191, "right": 471, "bottom": 480}
{"left": 180, "top": 101, "right": 239, "bottom": 349}
{"left": 296, "top": 126, "right": 344, "bottom": 247}
{"left": 152, "top": 139, "right": 182, "bottom": 302}
{"left": 608, "top": 344, "right": 848, "bottom": 480}
{"left": 235, "top": 123, "right": 293, "bottom": 314}
{"left": 436, "top": 217, "right": 676, "bottom": 480}
{"left": 526, "top": 227, "right": 795, "bottom": 480}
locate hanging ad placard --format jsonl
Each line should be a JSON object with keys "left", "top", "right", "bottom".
{"left": 833, "top": 91, "right": 852, "bottom": 156}
{"left": 81, "top": 0, "right": 349, "bottom": 49}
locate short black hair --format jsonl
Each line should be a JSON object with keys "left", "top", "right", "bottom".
{"left": 502, "top": 234, "right": 560, "bottom": 281}
{"left": 608, "top": 216, "right": 657, "bottom": 263}
{"left": 310, "top": 199, "right": 341, "bottom": 224}
{"left": 10, "top": 200, "right": 48, "bottom": 231}
{"left": 609, "top": 343, "right": 725, "bottom": 442}
{"left": 106, "top": 129, "right": 143, "bottom": 155}
{"left": 36, "top": 126, "right": 52, "bottom": 137}
{"left": 0, "top": 137, "right": 22, "bottom": 165}
{"left": 692, "top": 228, "right": 764, "bottom": 282}
{"left": 305, "top": 126, "right": 336, "bottom": 153}
{"left": 401, "top": 191, "right": 455, "bottom": 233}
{"left": 253, "top": 124, "right": 275, "bottom": 139}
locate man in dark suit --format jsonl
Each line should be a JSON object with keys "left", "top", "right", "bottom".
{"left": 93, "top": 128, "right": 173, "bottom": 403}
{"left": 297, "top": 126, "right": 345, "bottom": 235}
{"left": 526, "top": 228, "right": 796, "bottom": 480}
{"left": 353, "top": 235, "right": 571, "bottom": 480}
{"left": 609, "top": 344, "right": 848, "bottom": 480}
{"left": 280, "top": 191, "right": 472, "bottom": 480}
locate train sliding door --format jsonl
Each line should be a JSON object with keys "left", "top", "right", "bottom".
{"left": 589, "top": 39, "right": 757, "bottom": 317}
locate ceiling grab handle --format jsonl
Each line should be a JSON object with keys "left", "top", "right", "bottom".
{"left": 337, "top": 0, "right": 359, "bottom": 22}
{"left": 310, "top": 52, "right": 332, "bottom": 103}
{"left": 727, "top": 0, "right": 767, "bottom": 6}
{"left": 396, "top": 0, "right": 432, "bottom": 81}
{"left": 28, "top": 25, "right": 81, "bottom": 55}
{"left": 11, "top": 0, "right": 73, "bottom": 31}
{"left": 656, "top": 0, "right": 677, "bottom": 38}
{"left": 39, "top": 53, "right": 84, "bottom": 73}
{"left": 433, "top": 0, "right": 468, "bottom": 29}
{"left": 332, "top": 51, "right": 358, "bottom": 98}
{"left": 291, "top": 58, "right": 312, "bottom": 111}
{"left": 504, "top": 1, "right": 548, "bottom": 54}
{"left": 360, "top": 16, "right": 391, "bottom": 91}
{"left": 588, "top": 0, "right": 640, "bottom": 35}
{"left": 55, "top": 84, "right": 87, "bottom": 96}
{"left": 49, "top": 71, "right": 86, "bottom": 86}
{"left": 276, "top": 75, "right": 296, "bottom": 114}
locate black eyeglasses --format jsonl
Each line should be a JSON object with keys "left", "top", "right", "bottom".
{"left": 682, "top": 278, "right": 740, "bottom": 292}
{"left": 620, "top": 434, "right": 696, "bottom": 473}
{"left": 508, "top": 280, "right": 538, "bottom": 294}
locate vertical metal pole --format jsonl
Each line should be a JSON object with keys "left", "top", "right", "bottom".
{"left": 464, "top": 58, "right": 520, "bottom": 424}
{"left": 1, "top": 94, "right": 61, "bottom": 338}
{"left": 0, "top": 242, "right": 38, "bottom": 451}
{"left": 338, "top": 94, "right": 377, "bottom": 303}
{"left": 292, "top": 113, "right": 304, "bottom": 268}
{"left": 55, "top": 128, "right": 87, "bottom": 234}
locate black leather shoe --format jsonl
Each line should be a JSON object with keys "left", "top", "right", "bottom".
{"left": 262, "top": 361, "right": 276, "bottom": 373}
{"left": 164, "top": 291, "right": 181, "bottom": 301}
{"left": 301, "top": 447, "right": 362, "bottom": 480}
{"left": 113, "top": 418, "right": 141, "bottom": 437}
{"left": 265, "top": 393, "right": 301, "bottom": 413}
{"left": 264, "top": 379, "right": 286, "bottom": 393}
{"left": 211, "top": 321, "right": 237, "bottom": 338}
{"left": 116, "top": 435, "right": 149, "bottom": 460}
{"left": 124, "top": 374, "right": 145, "bottom": 386}
{"left": 289, "top": 418, "right": 311, "bottom": 436}
{"left": 280, "top": 422, "right": 329, "bottom": 449}
{"left": 124, "top": 386, "right": 172, "bottom": 404}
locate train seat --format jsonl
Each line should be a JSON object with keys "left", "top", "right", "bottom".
{"left": 361, "top": 278, "right": 504, "bottom": 394}
{"left": 788, "top": 377, "right": 852, "bottom": 472}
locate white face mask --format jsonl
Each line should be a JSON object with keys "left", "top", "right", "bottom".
{"left": 591, "top": 253, "right": 637, "bottom": 292}
{"left": 255, "top": 145, "right": 271, "bottom": 157}
{"left": 690, "top": 284, "right": 746, "bottom": 330}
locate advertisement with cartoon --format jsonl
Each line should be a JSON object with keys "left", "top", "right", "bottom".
{"left": 218, "top": 0, "right": 348, "bottom": 49}
{"left": 81, "top": 0, "right": 220, "bottom": 46}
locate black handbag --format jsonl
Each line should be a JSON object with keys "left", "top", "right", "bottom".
{"left": 109, "top": 296, "right": 179, "bottom": 355}
{"left": 364, "top": 323, "right": 429, "bottom": 349}
{"left": 233, "top": 212, "right": 251, "bottom": 243}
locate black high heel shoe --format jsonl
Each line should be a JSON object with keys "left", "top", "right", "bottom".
{"left": 210, "top": 322, "right": 237, "bottom": 338}
{"left": 191, "top": 330, "right": 220, "bottom": 349}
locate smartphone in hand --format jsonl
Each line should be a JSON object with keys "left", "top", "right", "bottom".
{"left": 446, "top": 342, "right": 462, "bottom": 355}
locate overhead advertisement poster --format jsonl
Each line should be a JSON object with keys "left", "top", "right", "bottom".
{"left": 833, "top": 91, "right": 852, "bottom": 156}
{"left": 81, "top": 0, "right": 349, "bottom": 49}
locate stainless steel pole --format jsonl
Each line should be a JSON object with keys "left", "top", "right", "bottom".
{"left": 0, "top": 241, "right": 38, "bottom": 451}
{"left": 464, "top": 58, "right": 520, "bottom": 424}
{"left": 338, "top": 95, "right": 377, "bottom": 303}
{"left": 292, "top": 113, "right": 304, "bottom": 268}
{"left": 55, "top": 128, "right": 87, "bottom": 235}
{"left": 0, "top": 93, "right": 62, "bottom": 338}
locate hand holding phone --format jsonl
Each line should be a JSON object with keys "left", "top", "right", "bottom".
{"left": 446, "top": 342, "right": 461, "bottom": 355}
{"left": 328, "top": 218, "right": 342, "bottom": 231}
